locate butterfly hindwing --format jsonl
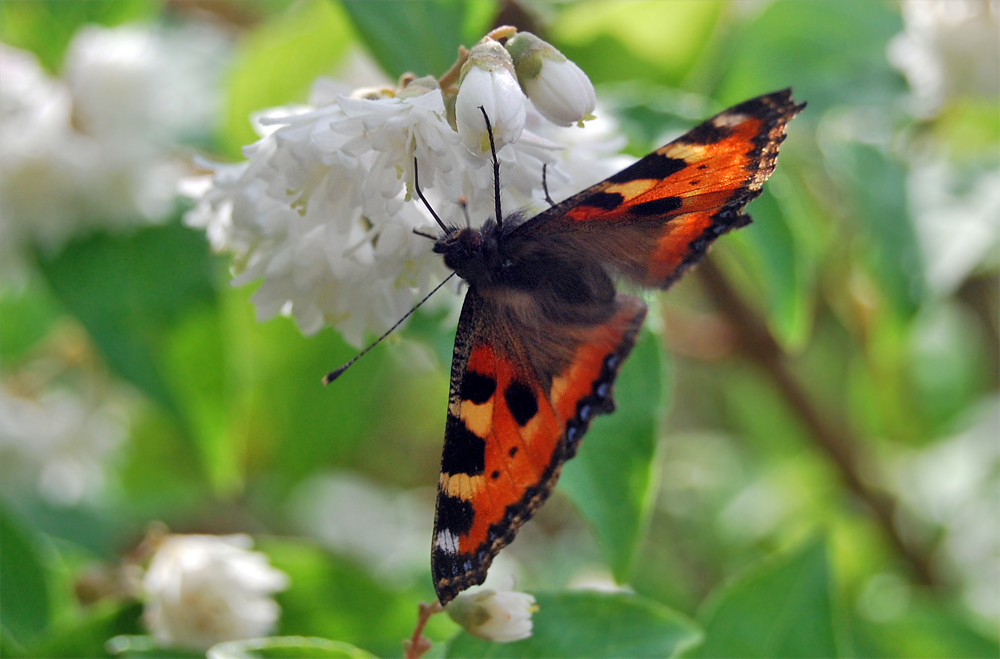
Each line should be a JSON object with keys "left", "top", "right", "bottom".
{"left": 432, "top": 290, "right": 647, "bottom": 604}
{"left": 513, "top": 89, "right": 805, "bottom": 288}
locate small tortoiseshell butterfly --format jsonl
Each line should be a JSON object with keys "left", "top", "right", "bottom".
{"left": 423, "top": 89, "right": 804, "bottom": 604}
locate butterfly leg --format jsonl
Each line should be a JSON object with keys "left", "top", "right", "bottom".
{"left": 542, "top": 163, "right": 555, "bottom": 207}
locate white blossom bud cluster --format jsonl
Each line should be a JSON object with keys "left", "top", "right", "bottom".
{"left": 142, "top": 534, "right": 290, "bottom": 650}
{"left": 184, "top": 29, "right": 615, "bottom": 345}
{"left": 446, "top": 576, "right": 537, "bottom": 643}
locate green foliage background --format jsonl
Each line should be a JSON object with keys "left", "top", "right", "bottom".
{"left": 1, "top": 1, "right": 997, "bottom": 658}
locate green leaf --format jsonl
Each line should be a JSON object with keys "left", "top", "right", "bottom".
{"left": 560, "top": 329, "right": 669, "bottom": 582}
{"left": 0, "top": 507, "right": 50, "bottom": 649}
{"left": 827, "top": 143, "right": 924, "bottom": 319}
{"left": 341, "top": 0, "right": 471, "bottom": 80}
{"left": 551, "top": 1, "right": 723, "bottom": 87}
{"left": 720, "top": 186, "right": 813, "bottom": 353}
{"left": 691, "top": 537, "right": 842, "bottom": 658}
{"left": 713, "top": 0, "right": 905, "bottom": 113}
{"left": 446, "top": 591, "right": 702, "bottom": 659}
{"left": 222, "top": 0, "right": 356, "bottom": 157}
{"left": 37, "top": 220, "right": 218, "bottom": 415}
{"left": 0, "top": 276, "right": 64, "bottom": 365}
{"left": 0, "top": 0, "right": 159, "bottom": 73}
{"left": 39, "top": 602, "right": 144, "bottom": 659}
{"left": 208, "top": 637, "right": 378, "bottom": 659}
{"left": 257, "top": 538, "right": 454, "bottom": 659}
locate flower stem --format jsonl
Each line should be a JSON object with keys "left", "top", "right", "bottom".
{"left": 697, "top": 257, "right": 937, "bottom": 587}
{"left": 403, "top": 600, "right": 444, "bottom": 659}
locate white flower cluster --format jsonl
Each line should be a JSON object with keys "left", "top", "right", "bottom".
{"left": 0, "top": 384, "right": 127, "bottom": 506}
{"left": 184, "top": 28, "right": 622, "bottom": 346}
{"left": 143, "top": 534, "right": 290, "bottom": 650}
{"left": 0, "top": 24, "right": 227, "bottom": 273}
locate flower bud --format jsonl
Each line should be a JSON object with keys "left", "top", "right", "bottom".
{"left": 506, "top": 32, "right": 596, "bottom": 127}
{"left": 455, "top": 40, "right": 526, "bottom": 153}
{"left": 446, "top": 580, "right": 537, "bottom": 643}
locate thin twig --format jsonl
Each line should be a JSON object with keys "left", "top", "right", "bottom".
{"left": 697, "top": 257, "right": 937, "bottom": 587}
{"left": 403, "top": 600, "right": 445, "bottom": 659}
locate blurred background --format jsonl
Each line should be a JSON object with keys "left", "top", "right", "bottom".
{"left": 0, "top": 1, "right": 997, "bottom": 657}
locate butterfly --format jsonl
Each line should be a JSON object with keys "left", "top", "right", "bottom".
{"left": 416, "top": 89, "right": 805, "bottom": 604}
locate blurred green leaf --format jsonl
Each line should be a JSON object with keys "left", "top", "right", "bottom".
{"left": 850, "top": 590, "right": 1000, "bottom": 659}
{"left": 208, "top": 636, "right": 378, "bottom": 659}
{"left": 39, "top": 602, "right": 144, "bottom": 659}
{"left": 551, "top": 1, "right": 722, "bottom": 87}
{"left": 258, "top": 537, "right": 450, "bottom": 659}
{"left": 713, "top": 0, "right": 905, "bottom": 112}
{"left": 446, "top": 591, "right": 702, "bottom": 658}
{"left": 222, "top": 0, "right": 356, "bottom": 157}
{"left": 37, "top": 220, "right": 218, "bottom": 415}
{"left": 560, "top": 329, "right": 669, "bottom": 582}
{"left": 721, "top": 187, "right": 813, "bottom": 353}
{"left": 829, "top": 143, "right": 924, "bottom": 319}
{"left": 160, "top": 305, "right": 243, "bottom": 495}
{"left": 341, "top": 0, "right": 477, "bottom": 80}
{"left": 691, "top": 537, "right": 841, "bottom": 658}
{"left": 0, "top": 277, "right": 64, "bottom": 365}
{"left": 0, "top": 507, "right": 50, "bottom": 649}
{"left": 0, "top": 0, "right": 159, "bottom": 72}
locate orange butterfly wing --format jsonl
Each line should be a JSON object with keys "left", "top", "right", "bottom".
{"left": 432, "top": 291, "right": 647, "bottom": 604}
{"left": 515, "top": 89, "right": 805, "bottom": 288}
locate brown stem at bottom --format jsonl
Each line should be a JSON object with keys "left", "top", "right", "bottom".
{"left": 403, "top": 600, "right": 445, "bottom": 659}
{"left": 697, "top": 258, "right": 937, "bottom": 587}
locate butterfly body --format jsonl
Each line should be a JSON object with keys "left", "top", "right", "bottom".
{"left": 430, "top": 90, "right": 805, "bottom": 604}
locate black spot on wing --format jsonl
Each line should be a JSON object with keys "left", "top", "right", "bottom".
{"left": 491, "top": 470, "right": 500, "bottom": 480}
{"left": 631, "top": 196, "right": 682, "bottom": 217}
{"left": 441, "top": 415, "right": 486, "bottom": 476}
{"left": 683, "top": 119, "right": 733, "bottom": 145}
{"left": 436, "top": 492, "right": 474, "bottom": 536}
{"left": 508, "top": 446, "right": 518, "bottom": 458}
{"left": 504, "top": 381, "right": 538, "bottom": 427}
{"left": 460, "top": 371, "right": 496, "bottom": 404}
{"left": 609, "top": 153, "right": 686, "bottom": 184}
{"left": 582, "top": 191, "right": 624, "bottom": 210}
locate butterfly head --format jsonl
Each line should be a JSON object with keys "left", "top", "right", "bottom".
{"left": 433, "top": 222, "right": 502, "bottom": 285}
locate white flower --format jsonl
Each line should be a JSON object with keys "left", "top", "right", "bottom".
{"left": 455, "top": 40, "right": 526, "bottom": 154}
{"left": 888, "top": 0, "right": 999, "bottom": 116}
{"left": 143, "top": 534, "right": 290, "bottom": 650}
{"left": 506, "top": 32, "right": 596, "bottom": 127}
{"left": 0, "top": 24, "right": 227, "bottom": 274}
{"left": 0, "top": 384, "right": 127, "bottom": 506}
{"left": 446, "top": 576, "right": 536, "bottom": 643}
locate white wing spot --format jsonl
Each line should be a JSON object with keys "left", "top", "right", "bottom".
{"left": 434, "top": 529, "right": 460, "bottom": 555}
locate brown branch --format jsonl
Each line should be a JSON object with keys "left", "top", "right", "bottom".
{"left": 403, "top": 600, "right": 444, "bottom": 659}
{"left": 697, "top": 258, "right": 937, "bottom": 587}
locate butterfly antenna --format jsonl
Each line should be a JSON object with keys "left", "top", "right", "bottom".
{"left": 542, "top": 163, "right": 555, "bottom": 207}
{"left": 323, "top": 272, "right": 458, "bottom": 385}
{"left": 414, "top": 158, "right": 448, "bottom": 233}
{"left": 477, "top": 106, "right": 503, "bottom": 230}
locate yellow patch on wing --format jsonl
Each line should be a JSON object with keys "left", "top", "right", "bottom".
{"left": 439, "top": 473, "right": 481, "bottom": 501}
{"left": 461, "top": 399, "right": 493, "bottom": 438}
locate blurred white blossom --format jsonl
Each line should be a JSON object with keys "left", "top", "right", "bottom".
{"left": 0, "top": 384, "right": 127, "bottom": 506}
{"left": 908, "top": 159, "right": 1000, "bottom": 294}
{"left": 891, "top": 397, "right": 1000, "bottom": 622}
{"left": 184, "top": 32, "right": 622, "bottom": 345}
{"left": 888, "top": 0, "right": 1000, "bottom": 116}
{"left": 446, "top": 576, "right": 536, "bottom": 643}
{"left": 143, "top": 534, "right": 290, "bottom": 650}
{"left": 0, "top": 23, "right": 228, "bottom": 273}
{"left": 288, "top": 472, "right": 432, "bottom": 584}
